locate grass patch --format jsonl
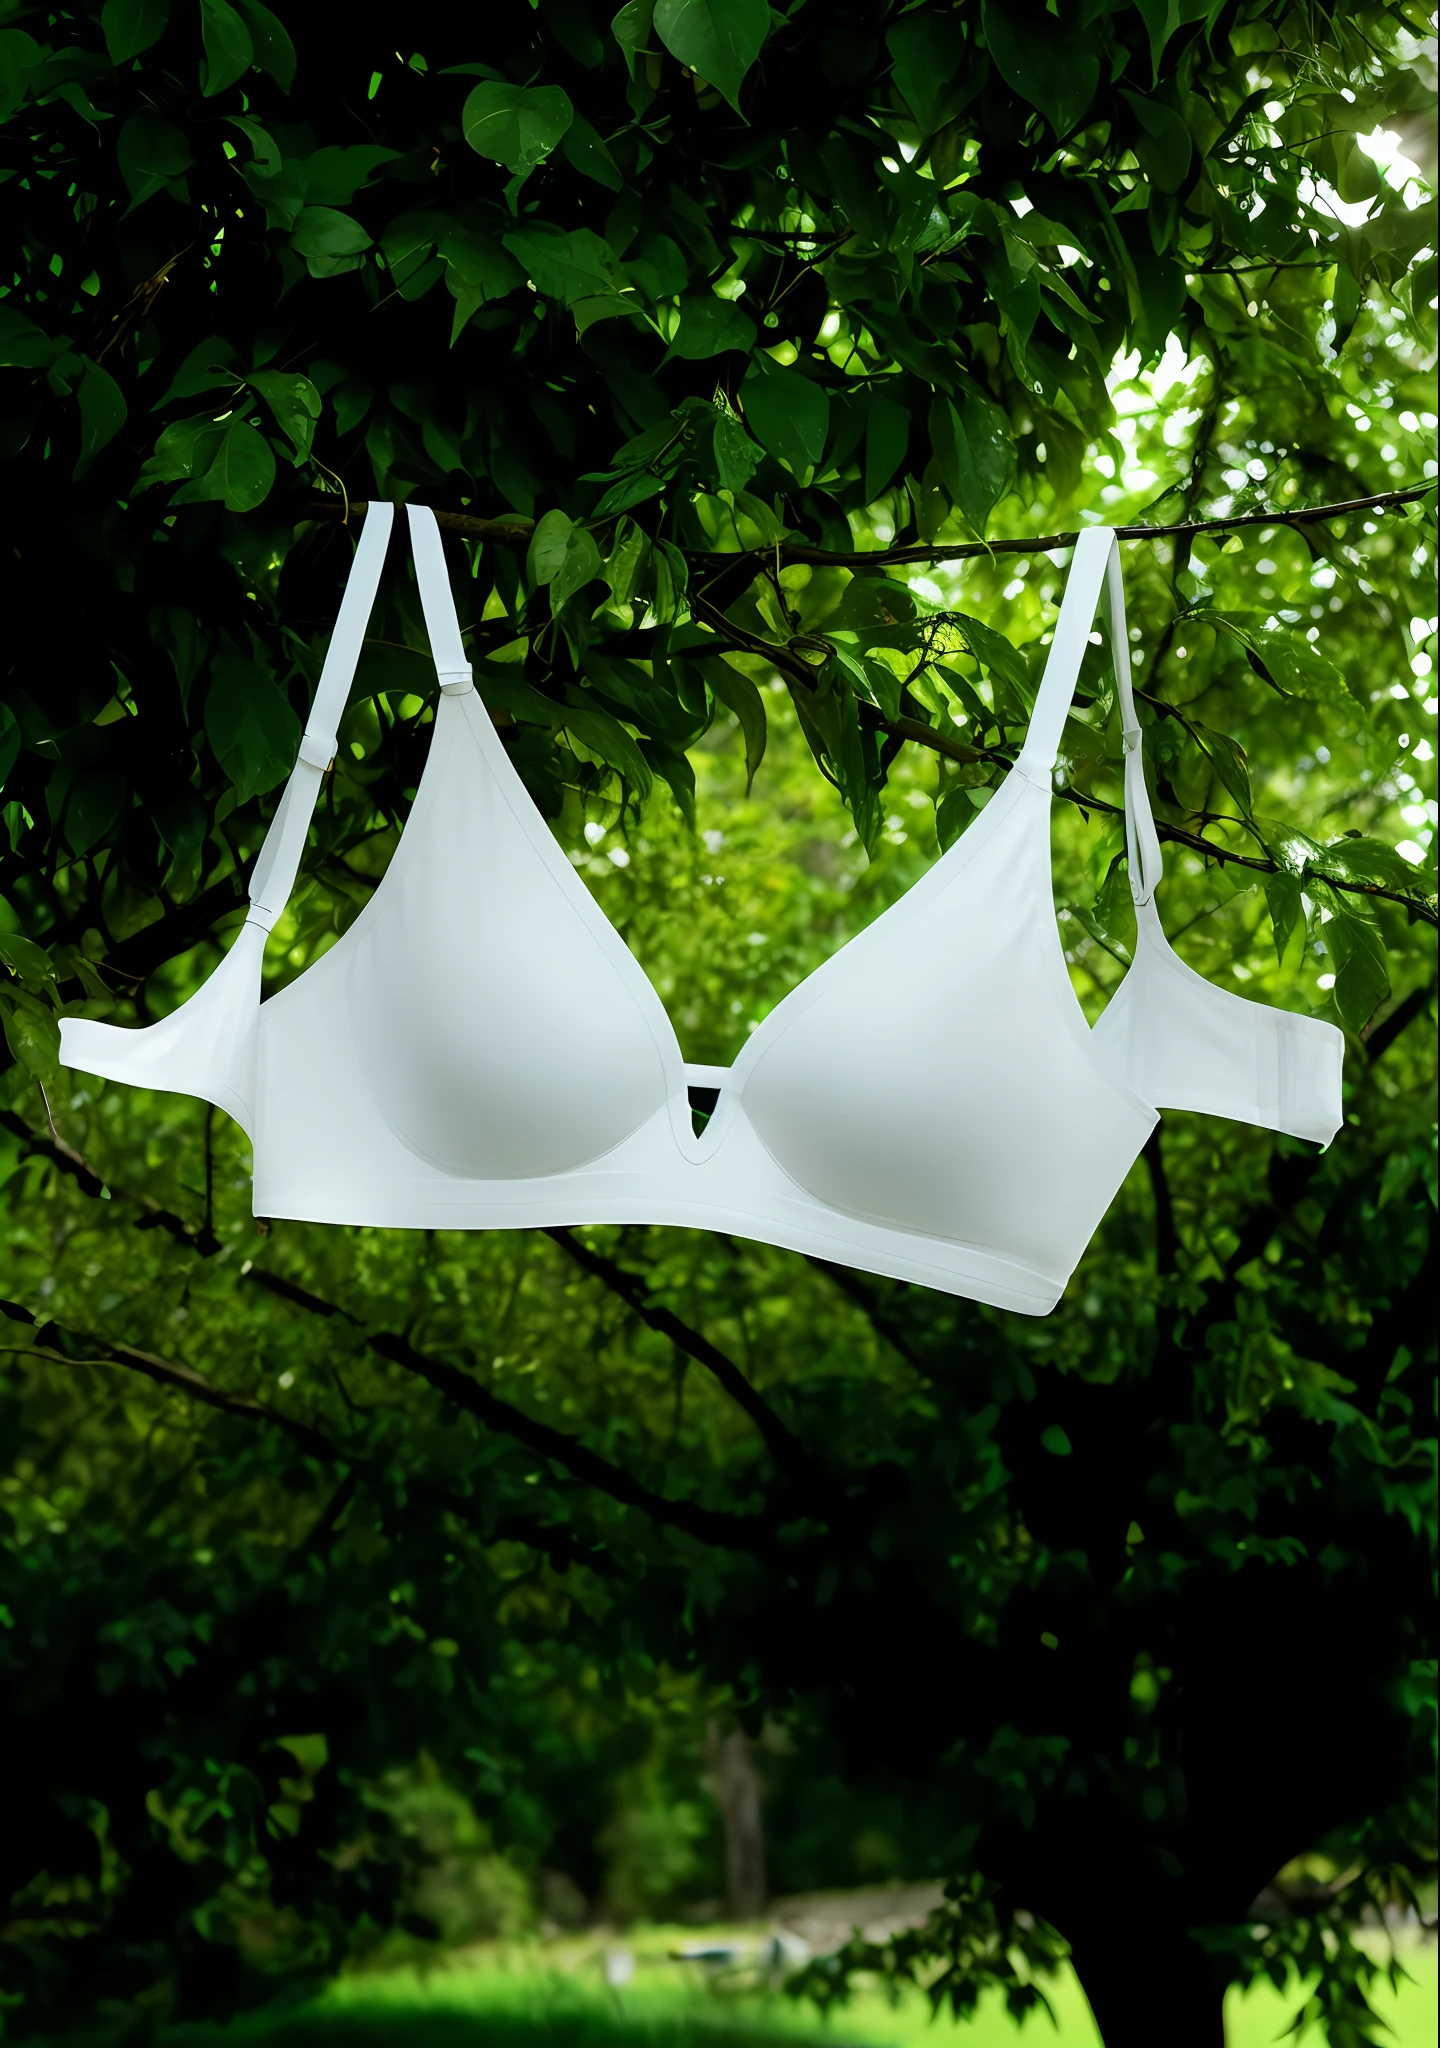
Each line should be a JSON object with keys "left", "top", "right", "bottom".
{"left": 42, "top": 1928, "right": 1439, "bottom": 2046}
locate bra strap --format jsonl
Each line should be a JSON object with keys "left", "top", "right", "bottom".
{"left": 408, "top": 505, "right": 474, "bottom": 696}
{"left": 1014, "top": 526, "right": 1163, "bottom": 907}
{"left": 246, "top": 502, "right": 395, "bottom": 933}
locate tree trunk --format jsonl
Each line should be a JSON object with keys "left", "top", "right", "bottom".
{"left": 707, "top": 1724, "right": 767, "bottom": 1920}
{"left": 1067, "top": 1922, "right": 1225, "bottom": 2048}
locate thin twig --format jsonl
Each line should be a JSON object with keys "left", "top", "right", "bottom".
{"left": 544, "top": 1225, "right": 828, "bottom": 1500}
{"left": 873, "top": 721, "right": 1438, "bottom": 927}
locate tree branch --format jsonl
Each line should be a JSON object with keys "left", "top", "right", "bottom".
{"left": 543, "top": 1225, "right": 828, "bottom": 1500}
{"left": 1362, "top": 982, "right": 1435, "bottom": 1062}
{"left": 0, "top": 1109, "right": 221, "bottom": 1255}
{"left": 367, "top": 1324, "right": 778, "bottom": 1555}
{"left": 315, "top": 483, "right": 1432, "bottom": 566}
{"left": 6, "top": 1312, "right": 622, "bottom": 1575}
{"left": 306, "top": 499, "right": 534, "bottom": 545}
{"left": 741, "top": 483, "right": 1437, "bottom": 570}
{"left": 243, "top": 1267, "right": 777, "bottom": 1555}
{"left": 4, "top": 1320, "right": 335, "bottom": 1461}
{"left": 1144, "top": 1128, "right": 1178, "bottom": 1278}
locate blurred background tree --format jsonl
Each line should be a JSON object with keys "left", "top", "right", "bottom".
{"left": 0, "top": 2, "right": 1434, "bottom": 2045}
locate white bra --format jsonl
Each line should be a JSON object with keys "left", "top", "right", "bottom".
{"left": 60, "top": 508, "right": 1342, "bottom": 1315}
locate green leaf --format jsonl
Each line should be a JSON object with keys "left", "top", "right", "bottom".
{"left": 929, "top": 391, "right": 1015, "bottom": 538}
{"left": 1126, "top": 230, "right": 1188, "bottom": 355}
{"left": 1330, "top": 264, "right": 1363, "bottom": 356}
{"left": 152, "top": 786, "right": 208, "bottom": 868}
{"left": 863, "top": 395, "right": 910, "bottom": 503}
{"left": 652, "top": 0, "right": 770, "bottom": 114}
{"left": 665, "top": 294, "right": 756, "bottom": 360}
{"left": 729, "top": 487, "right": 790, "bottom": 544}
{"left": 585, "top": 652, "right": 691, "bottom": 740}
{"left": 611, "top": 0, "right": 656, "bottom": 72}
{"left": 936, "top": 780, "right": 990, "bottom": 852}
{"left": 439, "top": 221, "right": 524, "bottom": 336}
{"left": 1, "top": 989, "right": 60, "bottom": 1081}
{"left": 886, "top": 12, "right": 971, "bottom": 136}
{"left": 742, "top": 359, "right": 829, "bottom": 481}
{"left": 550, "top": 527, "right": 603, "bottom": 611}
{"left": 198, "top": 0, "right": 253, "bottom": 96}
{"left": 981, "top": 0, "right": 1098, "bottom": 138}
{"left": 117, "top": 109, "right": 193, "bottom": 211}
{"left": 290, "top": 206, "right": 372, "bottom": 259}
{"left": 612, "top": 415, "right": 687, "bottom": 472}
{"left": 561, "top": 695, "right": 653, "bottom": 798}
{"left": 292, "top": 144, "right": 398, "bottom": 207}
{"left": 73, "top": 358, "right": 126, "bottom": 481}
{"left": 61, "top": 766, "right": 126, "bottom": 856}
{"left": 382, "top": 209, "right": 444, "bottom": 279}
{"left": 462, "top": 82, "right": 574, "bottom": 175}
{"left": 707, "top": 660, "right": 767, "bottom": 793}
{"left": 101, "top": 0, "right": 169, "bottom": 64}
{"left": 224, "top": 114, "right": 280, "bottom": 176}
{"left": 641, "top": 737, "right": 697, "bottom": 826}
{"left": 651, "top": 539, "right": 690, "bottom": 623}
{"left": 248, "top": 370, "right": 321, "bottom": 461}
{"left": 503, "top": 225, "right": 634, "bottom": 329}
{"left": 1327, "top": 911, "right": 1389, "bottom": 1035}
{"left": 174, "top": 417, "right": 276, "bottom": 513}
{"left": 528, "top": 509, "right": 575, "bottom": 586}
{"left": 1320, "top": 836, "right": 1432, "bottom": 892}
{"left": 0, "top": 933, "right": 57, "bottom": 986}
{"left": 593, "top": 471, "right": 667, "bottom": 519}
{"left": 1196, "top": 611, "right": 1359, "bottom": 715}
{"left": 713, "top": 413, "right": 762, "bottom": 493}
{"left": 954, "top": 612, "right": 1031, "bottom": 702}
{"left": 204, "top": 647, "right": 300, "bottom": 801}
{"left": 601, "top": 521, "right": 648, "bottom": 606}
{"left": 857, "top": 653, "right": 903, "bottom": 720}
{"left": 560, "top": 114, "right": 624, "bottom": 191}
{"left": 0, "top": 704, "right": 19, "bottom": 793}
{"left": 0, "top": 35, "right": 23, "bottom": 123}
{"left": 152, "top": 337, "right": 241, "bottom": 409}
{"left": 230, "top": 0, "right": 295, "bottom": 90}
{"left": 137, "top": 414, "right": 226, "bottom": 491}
{"left": 1120, "top": 92, "right": 1193, "bottom": 193}
{"left": 0, "top": 306, "right": 59, "bottom": 371}
{"left": 1192, "top": 723, "right": 1253, "bottom": 818}
{"left": 1132, "top": 0, "right": 1216, "bottom": 84}
{"left": 1040, "top": 1425, "right": 1072, "bottom": 1457}
{"left": 1264, "top": 871, "right": 1304, "bottom": 967}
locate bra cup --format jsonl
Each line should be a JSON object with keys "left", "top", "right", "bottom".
{"left": 350, "top": 703, "right": 668, "bottom": 1180}
{"left": 742, "top": 811, "right": 1147, "bottom": 1275}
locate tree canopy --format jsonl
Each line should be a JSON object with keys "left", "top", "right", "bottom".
{"left": 0, "top": 2, "right": 1435, "bottom": 2045}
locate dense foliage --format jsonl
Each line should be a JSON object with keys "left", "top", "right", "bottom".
{"left": 0, "top": 1, "right": 1435, "bottom": 2044}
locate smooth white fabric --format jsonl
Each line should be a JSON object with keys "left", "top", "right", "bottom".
{"left": 60, "top": 509, "right": 1343, "bottom": 1314}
